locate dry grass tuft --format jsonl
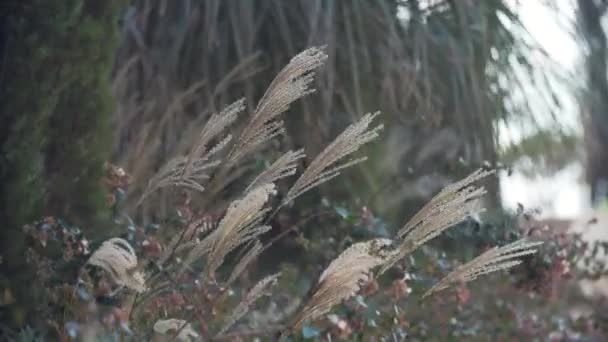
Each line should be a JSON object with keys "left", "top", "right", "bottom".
{"left": 182, "top": 98, "right": 245, "bottom": 176}
{"left": 86, "top": 238, "right": 146, "bottom": 293}
{"left": 218, "top": 272, "right": 281, "bottom": 336}
{"left": 284, "top": 112, "right": 383, "bottom": 205}
{"left": 226, "top": 47, "right": 328, "bottom": 168}
{"left": 153, "top": 318, "right": 199, "bottom": 341}
{"left": 380, "top": 169, "right": 494, "bottom": 274}
{"left": 227, "top": 240, "right": 264, "bottom": 285}
{"left": 422, "top": 238, "right": 543, "bottom": 299}
{"left": 137, "top": 99, "right": 245, "bottom": 204}
{"left": 285, "top": 239, "right": 395, "bottom": 334}
{"left": 246, "top": 149, "right": 306, "bottom": 192}
{"left": 181, "top": 183, "right": 276, "bottom": 279}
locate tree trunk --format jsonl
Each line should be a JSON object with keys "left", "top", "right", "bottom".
{"left": 578, "top": 0, "right": 608, "bottom": 204}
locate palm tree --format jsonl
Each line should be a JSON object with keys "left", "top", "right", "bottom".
{"left": 113, "top": 0, "right": 544, "bottom": 222}
{"left": 577, "top": 0, "right": 608, "bottom": 204}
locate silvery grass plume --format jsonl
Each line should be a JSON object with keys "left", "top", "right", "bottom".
{"left": 380, "top": 169, "right": 494, "bottom": 274}
{"left": 153, "top": 318, "right": 199, "bottom": 341}
{"left": 137, "top": 98, "right": 245, "bottom": 204}
{"left": 217, "top": 272, "right": 281, "bottom": 337}
{"left": 422, "top": 238, "right": 543, "bottom": 299}
{"left": 180, "top": 183, "right": 276, "bottom": 278}
{"left": 283, "top": 112, "right": 383, "bottom": 205}
{"left": 226, "top": 47, "right": 328, "bottom": 167}
{"left": 246, "top": 149, "right": 306, "bottom": 193}
{"left": 158, "top": 214, "right": 219, "bottom": 266}
{"left": 227, "top": 239, "right": 263, "bottom": 286}
{"left": 86, "top": 238, "right": 146, "bottom": 293}
{"left": 182, "top": 98, "right": 245, "bottom": 176}
{"left": 282, "top": 239, "right": 396, "bottom": 336}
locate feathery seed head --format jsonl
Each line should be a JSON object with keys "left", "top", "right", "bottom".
{"left": 153, "top": 319, "right": 199, "bottom": 341}
{"left": 284, "top": 112, "right": 383, "bottom": 204}
{"left": 380, "top": 169, "right": 495, "bottom": 274}
{"left": 218, "top": 272, "right": 281, "bottom": 336}
{"left": 203, "top": 183, "right": 277, "bottom": 277}
{"left": 246, "top": 149, "right": 306, "bottom": 192}
{"left": 86, "top": 238, "right": 147, "bottom": 293}
{"left": 227, "top": 47, "right": 327, "bottom": 167}
{"left": 287, "top": 238, "right": 392, "bottom": 333}
{"left": 422, "top": 238, "right": 543, "bottom": 299}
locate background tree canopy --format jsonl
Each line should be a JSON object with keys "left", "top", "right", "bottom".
{"left": 111, "top": 0, "right": 557, "bottom": 220}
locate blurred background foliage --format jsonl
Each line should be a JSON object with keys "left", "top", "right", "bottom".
{"left": 2, "top": 0, "right": 608, "bottom": 340}
{"left": 111, "top": 0, "right": 525, "bottom": 220}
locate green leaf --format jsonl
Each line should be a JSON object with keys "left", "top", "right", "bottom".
{"left": 302, "top": 325, "right": 321, "bottom": 339}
